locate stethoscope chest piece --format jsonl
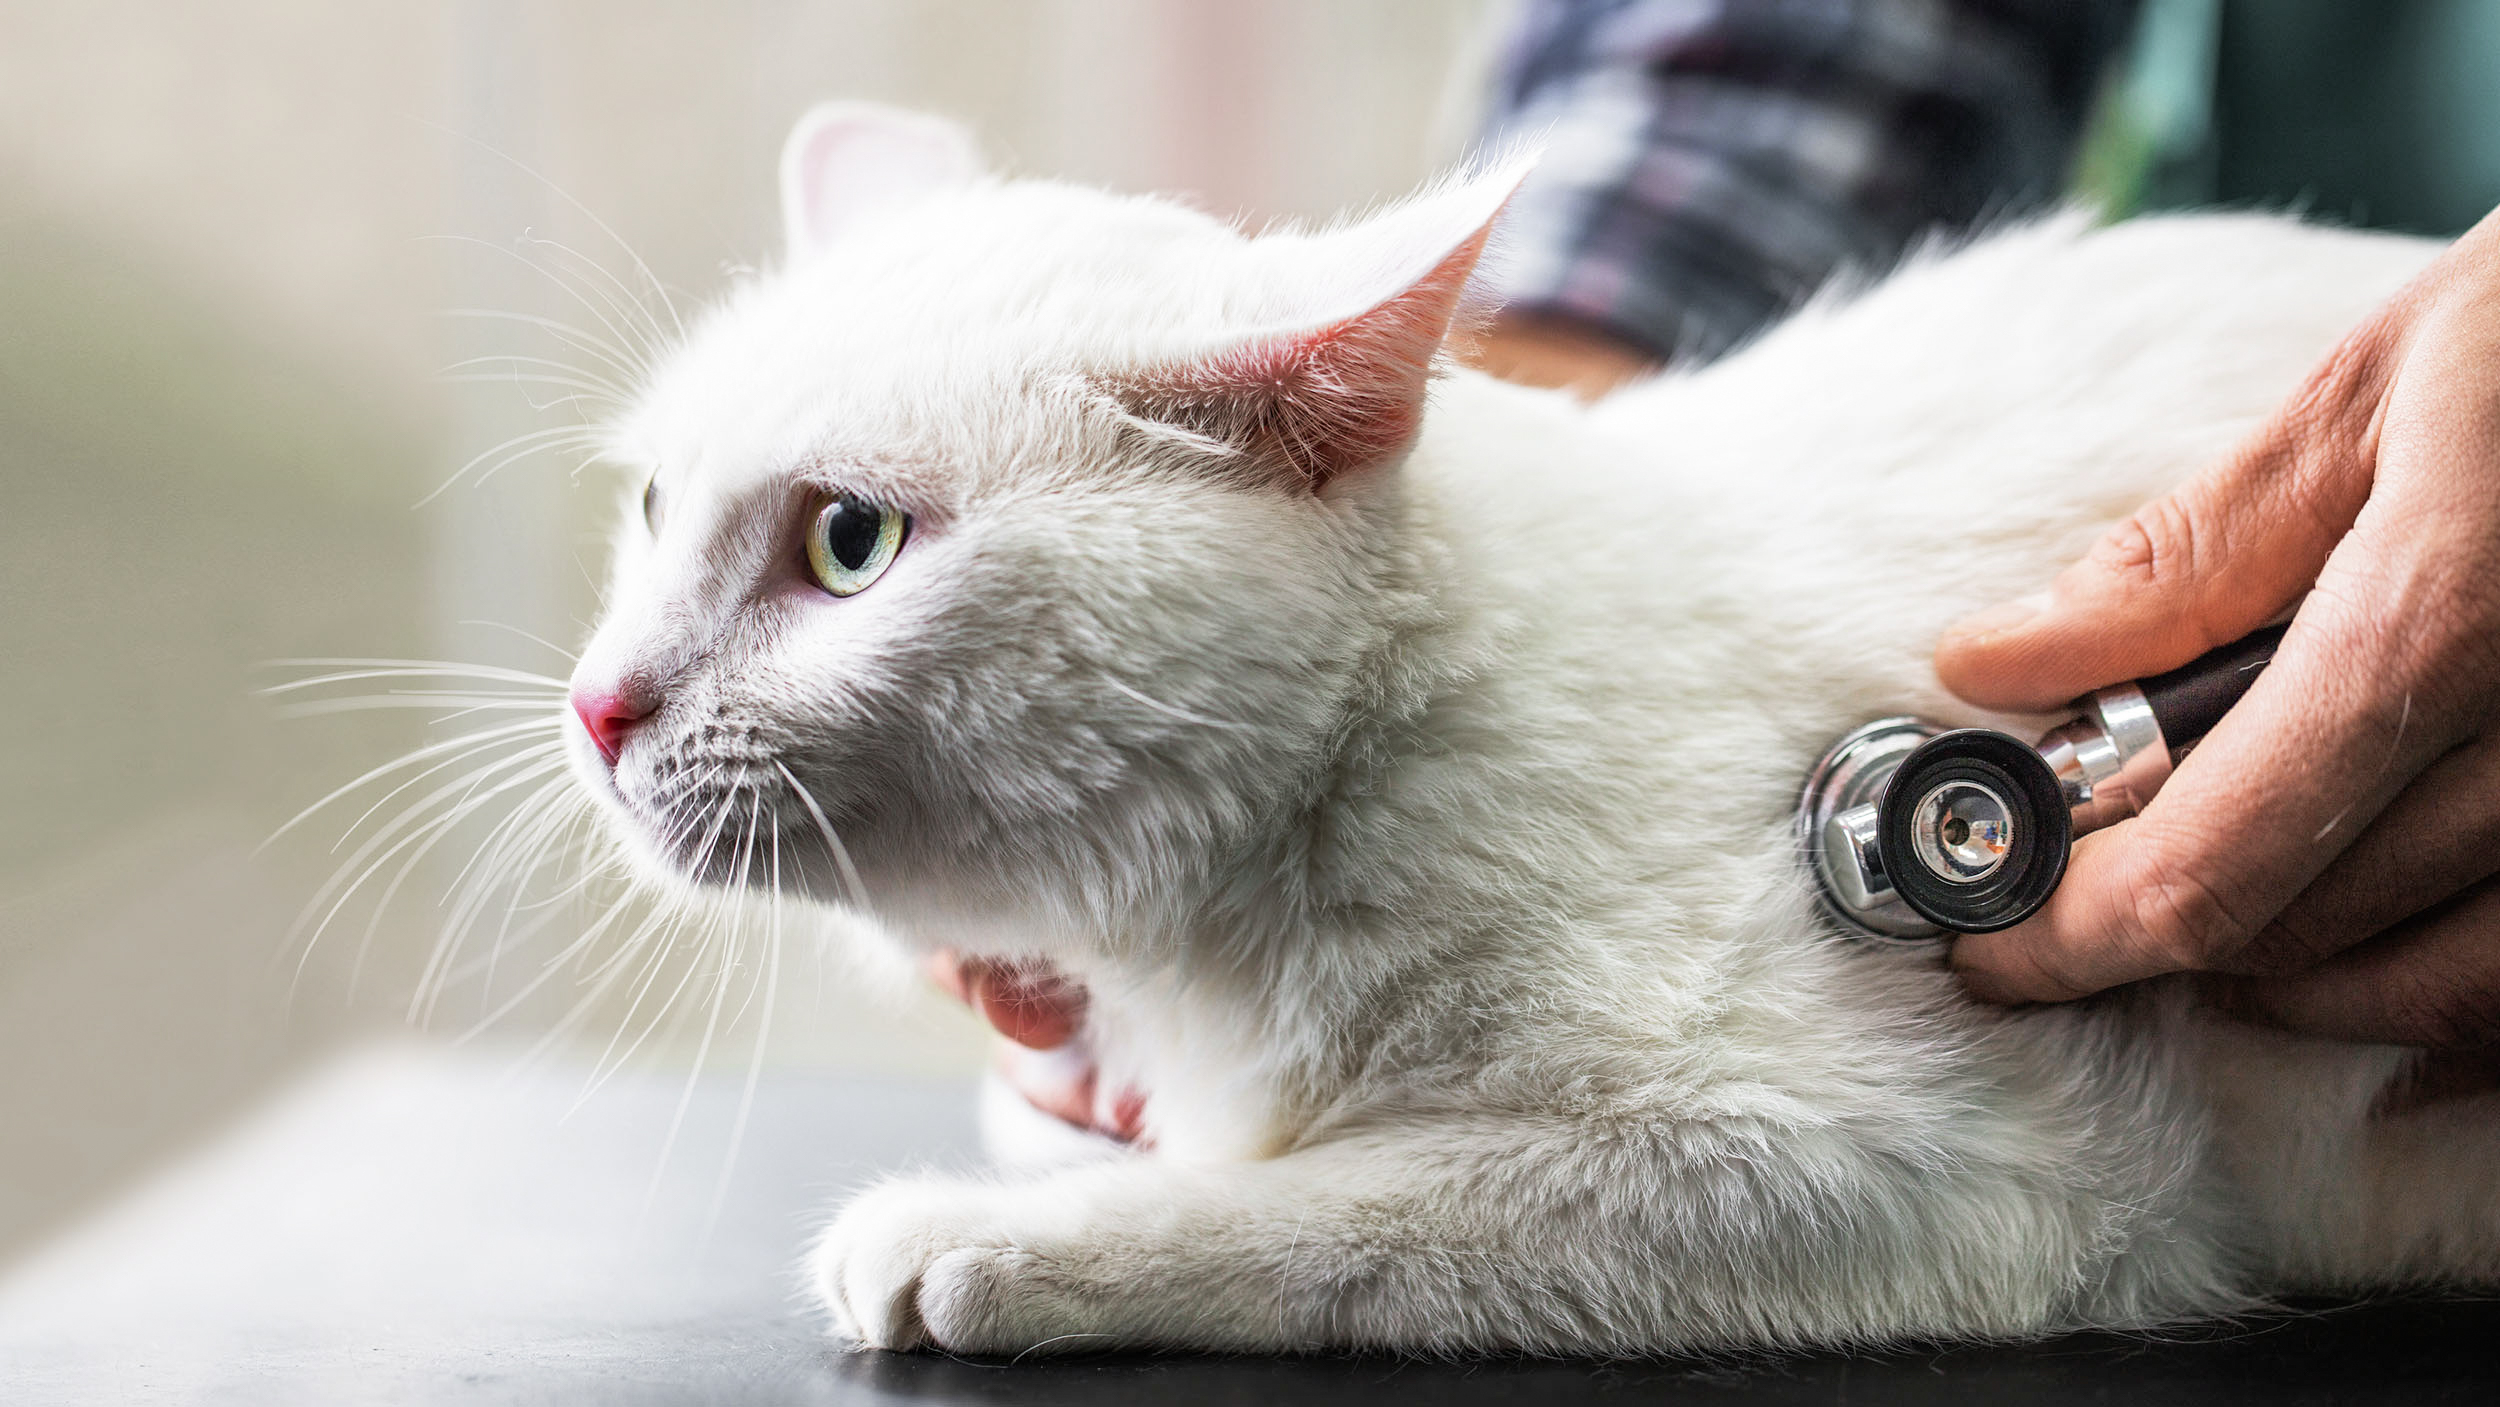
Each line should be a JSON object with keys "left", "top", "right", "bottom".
{"left": 1800, "top": 720, "right": 2071, "bottom": 943}
{"left": 1874, "top": 729, "right": 2069, "bottom": 934}
{"left": 1799, "top": 623, "right": 2288, "bottom": 944}
{"left": 1797, "top": 717, "right": 1946, "bottom": 942}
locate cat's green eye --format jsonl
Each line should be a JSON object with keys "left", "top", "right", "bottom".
{"left": 641, "top": 475, "right": 661, "bottom": 534}
{"left": 806, "top": 493, "right": 907, "bottom": 597}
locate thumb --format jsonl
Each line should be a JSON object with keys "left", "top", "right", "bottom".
{"left": 1934, "top": 326, "right": 2396, "bottom": 712}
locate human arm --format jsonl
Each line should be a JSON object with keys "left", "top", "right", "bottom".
{"left": 1473, "top": 0, "right": 2138, "bottom": 389}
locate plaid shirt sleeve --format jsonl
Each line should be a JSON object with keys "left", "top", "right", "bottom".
{"left": 1482, "top": 0, "right": 2140, "bottom": 363}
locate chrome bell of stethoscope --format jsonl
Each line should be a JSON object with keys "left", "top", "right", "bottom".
{"left": 1799, "top": 625, "right": 2286, "bottom": 943}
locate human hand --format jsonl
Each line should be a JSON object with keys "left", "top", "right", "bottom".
{"left": 1935, "top": 208, "right": 2500, "bottom": 1049}
{"left": 926, "top": 952, "right": 1144, "bottom": 1141}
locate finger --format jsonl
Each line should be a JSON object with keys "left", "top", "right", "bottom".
{"left": 2214, "top": 877, "right": 2500, "bottom": 1048}
{"left": 1935, "top": 317, "right": 2396, "bottom": 713}
{"left": 1953, "top": 603, "right": 2443, "bottom": 1001}
{"left": 2237, "top": 735, "right": 2500, "bottom": 973}
{"left": 968, "top": 962, "right": 1086, "bottom": 1050}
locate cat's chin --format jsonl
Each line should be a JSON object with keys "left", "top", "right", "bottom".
{"left": 567, "top": 751, "right": 769, "bottom": 893}
{"left": 560, "top": 739, "right": 918, "bottom": 918}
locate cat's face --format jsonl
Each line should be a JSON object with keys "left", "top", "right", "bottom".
{"left": 563, "top": 103, "right": 1519, "bottom": 946}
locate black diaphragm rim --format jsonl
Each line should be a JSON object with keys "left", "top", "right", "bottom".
{"left": 1876, "top": 729, "right": 2070, "bottom": 934}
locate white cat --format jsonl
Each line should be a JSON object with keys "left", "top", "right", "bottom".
{"left": 561, "top": 102, "right": 2500, "bottom": 1355}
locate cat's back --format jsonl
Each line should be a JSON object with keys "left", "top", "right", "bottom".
{"left": 1592, "top": 211, "right": 2433, "bottom": 601}
{"left": 1435, "top": 212, "right": 2433, "bottom": 760}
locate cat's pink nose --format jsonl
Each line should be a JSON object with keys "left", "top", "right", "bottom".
{"left": 571, "top": 688, "right": 652, "bottom": 766}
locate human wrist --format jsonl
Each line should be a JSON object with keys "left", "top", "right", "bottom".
{"left": 1468, "top": 311, "right": 1661, "bottom": 399}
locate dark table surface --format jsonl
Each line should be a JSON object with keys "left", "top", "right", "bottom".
{"left": 2, "top": 1043, "right": 2491, "bottom": 1405}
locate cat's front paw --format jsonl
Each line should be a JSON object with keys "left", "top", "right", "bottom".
{"left": 811, "top": 1177, "right": 1098, "bottom": 1355}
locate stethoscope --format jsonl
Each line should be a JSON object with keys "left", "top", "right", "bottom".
{"left": 1798, "top": 624, "right": 2285, "bottom": 942}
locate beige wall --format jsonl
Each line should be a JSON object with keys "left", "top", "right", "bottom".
{"left": 0, "top": 1, "right": 1505, "bottom": 1260}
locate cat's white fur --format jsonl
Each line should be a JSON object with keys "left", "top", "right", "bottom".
{"left": 566, "top": 102, "right": 2500, "bottom": 1356}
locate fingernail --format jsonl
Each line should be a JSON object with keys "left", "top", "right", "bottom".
{"left": 1947, "top": 592, "right": 2048, "bottom": 642}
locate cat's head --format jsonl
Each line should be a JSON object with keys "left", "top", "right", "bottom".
{"left": 566, "top": 102, "right": 1523, "bottom": 949}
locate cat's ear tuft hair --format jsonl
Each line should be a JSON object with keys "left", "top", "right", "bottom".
{"left": 1114, "top": 156, "right": 1533, "bottom": 492}
{"left": 780, "top": 102, "right": 984, "bottom": 265}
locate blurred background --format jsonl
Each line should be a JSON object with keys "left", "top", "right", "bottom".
{"left": 0, "top": 0, "right": 1502, "bottom": 1263}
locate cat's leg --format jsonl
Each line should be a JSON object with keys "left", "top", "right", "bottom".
{"left": 812, "top": 1107, "right": 2187, "bottom": 1356}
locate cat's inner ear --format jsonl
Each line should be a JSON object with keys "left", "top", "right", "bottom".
{"left": 1115, "top": 159, "right": 1532, "bottom": 491}
{"left": 779, "top": 102, "right": 983, "bottom": 264}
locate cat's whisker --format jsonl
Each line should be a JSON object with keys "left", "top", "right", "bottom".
{"left": 515, "top": 900, "right": 663, "bottom": 1077}
{"left": 330, "top": 726, "right": 565, "bottom": 855}
{"left": 444, "top": 383, "right": 620, "bottom": 420}
{"left": 440, "top": 774, "right": 584, "bottom": 935}
{"left": 262, "top": 658, "right": 572, "bottom": 691}
{"left": 638, "top": 762, "right": 730, "bottom": 872}
{"left": 1008, "top": 1334, "right": 1118, "bottom": 1363}
{"left": 772, "top": 758, "right": 873, "bottom": 914}
{"left": 309, "top": 688, "right": 572, "bottom": 705}
{"left": 416, "top": 423, "right": 612, "bottom": 507}
{"left": 633, "top": 920, "right": 738, "bottom": 1219}
{"left": 380, "top": 687, "right": 572, "bottom": 699}
{"left": 571, "top": 898, "right": 704, "bottom": 1111}
{"left": 541, "top": 883, "right": 675, "bottom": 1052}
{"left": 259, "top": 716, "right": 560, "bottom": 856}
{"left": 448, "top": 877, "right": 638, "bottom": 1045}
{"left": 440, "top": 350, "right": 627, "bottom": 389}
{"left": 444, "top": 856, "right": 597, "bottom": 995}
{"left": 373, "top": 767, "right": 576, "bottom": 1016}
{"left": 505, "top": 237, "right": 673, "bottom": 389}
{"left": 289, "top": 748, "right": 572, "bottom": 988}
{"left": 325, "top": 757, "right": 569, "bottom": 1010}
{"left": 415, "top": 119, "right": 685, "bottom": 346}
{"left": 441, "top": 371, "right": 621, "bottom": 398}
{"left": 425, "top": 814, "right": 610, "bottom": 1024}
{"left": 519, "top": 230, "right": 684, "bottom": 356}
{"left": 276, "top": 696, "right": 572, "bottom": 720}
{"left": 489, "top": 857, "right": 606, "bottom": 915}
{"left": 423, "top": 232, "right": 659, "bottom": 391}
{"left": 439, "top": 768, "right": 598, "bottom": 949}
{"left": 708, "top": 823, "right": 782, "bottom": 1235}
{"left": 644, "top": 790, "right": 762, "bottom": 1225}
{"left": 419, "top": 705, "right": 552, "bottom": 729}
{"left": 408, "top": 845, "right": 583, "bottom": 1024}
{"left": 441, "top": 308, "right": 647, "bottom": 389}
{"left": 453, "top": 619, "right": 582, "bottom": 666}
{"left": 474, "top": 784, "right": 603, "bottom": 942}
{"left": 575, "top": 777, "right": 741, "bottom": 1096}
{"left": 292, "top": 740, "right": 568, "bottom": 932}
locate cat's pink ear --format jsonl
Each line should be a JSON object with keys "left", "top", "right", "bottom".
{"left": 780, "top": 102, "right": 983, "bottom": 264}
{"left": 1119, "top": 159, "right": 1531, "bottom": 491}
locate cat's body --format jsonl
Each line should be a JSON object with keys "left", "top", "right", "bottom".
{"left": 570, "top": 104, "right": 2500, "bottom": 1356}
